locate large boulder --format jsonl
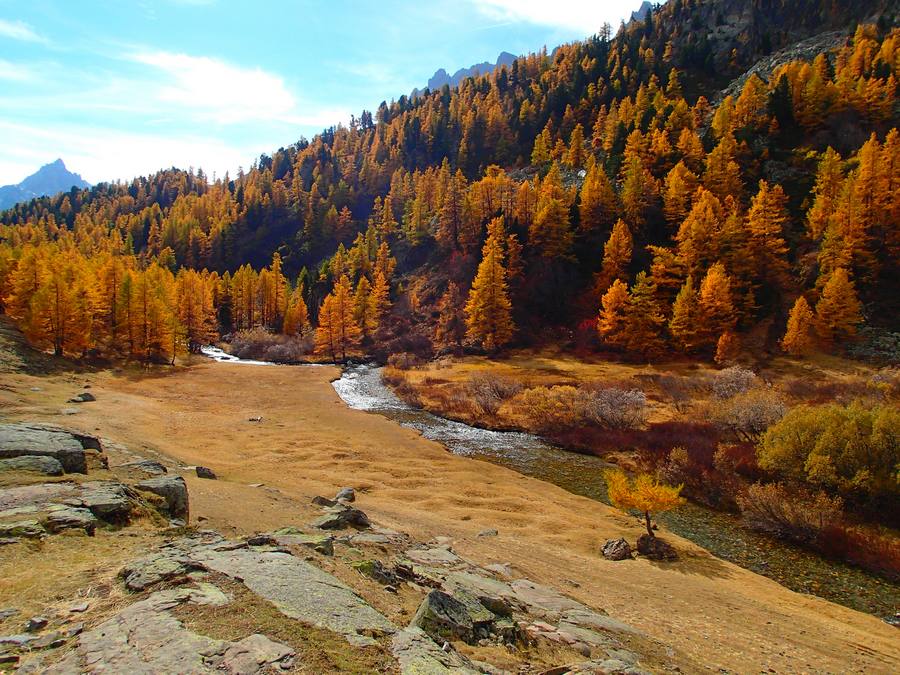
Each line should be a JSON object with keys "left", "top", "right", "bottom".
{"left": 69, "top": 482, "right": 134, "bottom": 522}
{"left": 0, "top": 456, "right": 64, "bottom": 476}
{"left": 311, "top": 504, "right": 370, "bottom": 530}
{"left": 43, "top": 505, "right": 98, "bottom": 535}
{"left": 601, "top": 538, "right": 632, "bottom": 561}
{"left": 411, "top": 589, "right": 501, "bottom": 645}
{"left": 135, "top": 477, "right": 189, "bottom": 520}
{"left": 636, "top": 535, "right": 677, "bottom": 561}
{"left": 0, "top": 423, "right": 104, "bottom": 474}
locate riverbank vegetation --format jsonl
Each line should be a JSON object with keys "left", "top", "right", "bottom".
{"left": 382, "top": 351, "right": 900, "bottom": 580}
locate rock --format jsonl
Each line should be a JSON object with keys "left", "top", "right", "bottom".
{"left": 0, "top": 423, "right": 103, "bottom": 474}
{"left": 195, "top": 466, "right": 217, "bottom": 480}
{"left": 0, "top": 608, "right": 18, "bottom": 620}
{"left": 221, "top": 633, "right": 295, "bottom": 673}
{"left": 67, "top": 392, "right": 96, "bottom": 403}
{"left": 65, "top": 623, "right": 84, "bottom": 638}
{"left": 411, "top": 589, "right": 500, "bottom": 645}
{"left": 352, "top": 560, "right": 400, "bottom": 585}
{"left": 0, "top": 456, "right": 64, "bottom": 476}
{"left": 0, "top": 634, "right": 36, "bottom": 647}
{"left": 43, "top": 506, "right": 98, "bottom": 535}
{"left": 192, "top": 546, "right": 395, "bottom": 646}
{"left": 601, "top": 538, "right": 632, "bottom": 561}
{"left": 60, "top": 408, "right": 80, "bottom": 416}
{"left": 119, "top": 553, "right": 207, "bottom": 592}
{"left": 68, "top": 481, "right": 134, "bottom": 522}
{"left": 0, "top": 538, "right": 18, "bottom": 546}
{"left": 405, "top": 547, "right": 462, "bottom": 566}
{"left": 477, "top": 528, "right": 498, "bottom": 537}
{"left": 636, "top": 535, "right": 677, "bottom": 561}
{"left": 334, "top": 487, "right": 355, "bottom": 502}
{"left": 310, "top": 504, "right": 370, "bottom": 530}
{"left": 311, "top": 495, "right": 336, "bottom": 507}
{"left": 0, "top": 653, "right": 18, "bottom": 666}
{"left": 25, "top": 617, "right": 48, "bottom": 632}
{"left": 68, "top": 601, "right": 89, "bottom": 613}
{"left": 31, "top": 631, "right": 65, "bottom": 649}
{"left": 45, "top": 585, "right": 293, "bottom": 674}
{"left": 135, "top": 476, "right": 189, "bottom": 519}
{"left": 119, "top": 460, "right": 167, "bottom": 476}
{"left": 0, "top": 520, "right": 44, "bottom": 538}
{"left": 391, "top": 627, "right": 481, "bottom": 675}
{"left": 272, "top": 531, "right": 335, "bottom": 556}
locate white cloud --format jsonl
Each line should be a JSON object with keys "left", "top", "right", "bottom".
{"left": 0, "top": 18, "right": 44, "bottom": 43}
{"left": 129, "top": 50, "right": 349, "bottom": 127}
{"left": 0, "top": 120, "right": 266, "bottom": 185}
{"left": 0, "top": 59, "right": 34, "bottom": 82}
{"left": 470, "top": 0, "right": 635, "bottom": 33}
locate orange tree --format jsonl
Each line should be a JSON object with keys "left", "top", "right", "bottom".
{"left": 603, "top": 469, "right": 685, "bottom": 538}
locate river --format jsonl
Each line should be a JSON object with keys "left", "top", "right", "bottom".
{"left": 331, "top": 363, "right": 900, "bottom": 621}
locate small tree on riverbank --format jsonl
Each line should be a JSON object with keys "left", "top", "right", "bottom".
{"left": 604, "top": 469, "right": 685, "bottom": 537}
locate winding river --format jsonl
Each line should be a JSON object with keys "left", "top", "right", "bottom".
{"left": 332, "top": 363, "right": 900, "bottom": 621}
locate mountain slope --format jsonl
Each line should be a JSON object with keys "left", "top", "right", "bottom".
{"left": 423, "top": 51, "right": 517, "bottom": 92}
{"left": 0, "top": 159, "right": 91, "bottom": 211}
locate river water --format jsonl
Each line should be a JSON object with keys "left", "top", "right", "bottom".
{"left": 332, "top": 363, "right": 900, "bottom": 620}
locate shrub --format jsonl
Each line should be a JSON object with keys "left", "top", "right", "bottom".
{"left": 758, "top": 400, "right": 900, "bottom": 501}
{"left": 710, "top": 366, "right": 758, "bottom": 400}
{"left": 229, "top": 328, "right": 312, "bottom": 362}
{"left": 817, "top": 524, "right": 900, "bottom": 581}
{"left": 709, "top": 388, "right": 786, "bottom": 442}
{"left": 506, "top": 385, "right": 581, "bottom": 432}
{"left": 580, "top": 386, "right": 648, "bottom": 430}
{"left": 468, "top": 373, "right": 523, "bottom": 416}
{"left": 736, "top": 482, "right": 843, "bottom": 544}
{"left": 386, "top": 352, "right": 421, "bottom": 369}
{"left": 656, "top": 374, "right": 702, "bottom": 413}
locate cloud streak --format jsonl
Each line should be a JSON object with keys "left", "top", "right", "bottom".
{"left": 469, "top": 0, "right": 634, "bottom": 33}
{"left": 0, "top": 18, "right": 45, "bottom": 43}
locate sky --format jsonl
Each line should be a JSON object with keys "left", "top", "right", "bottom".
{"left": 0, "top": 0, "right": 637, "bottom": 186}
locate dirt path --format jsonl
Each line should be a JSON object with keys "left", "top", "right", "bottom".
{"left": 3, "top": 360, "right": 898, "bottom": 673}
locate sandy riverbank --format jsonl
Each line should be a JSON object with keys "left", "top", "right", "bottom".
{"left": 2, "top": 359, "right": 898, "bottom": 673}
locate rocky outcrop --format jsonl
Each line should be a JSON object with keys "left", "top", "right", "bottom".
{"left": 0, "top": 456, "right": 63, "bottom": 476}
{"left": 0, "top": 423, "right": 105, "bottom": 474}
{"left": 601, "top": 538, "right": 632, "bottom": 561}
{"left": 134, "top": 476, "right": 189, "bottom": 520}
{"left": 311, "top": 503, "right": 371, "bottom": 530}
{"left": 42, "top": 585, "right": 294, "bottom": 674}
{"left": 392, "top": 627, "right": 481, "bottom": 674}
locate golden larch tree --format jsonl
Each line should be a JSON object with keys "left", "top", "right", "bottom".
{"left": 782, "top": 296, "right": 816, "bottom": 356}
{"left": 815, "top": 268, "right": 863, "bottom": 347}
{"left": 465, "top": 220, "right": 514, "bottom": 352}
{"left": 315, "top": 275, "right": 361, "bottom": 361}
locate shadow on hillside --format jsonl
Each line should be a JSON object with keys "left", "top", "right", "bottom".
{"left": 647, "top": 546, "right": 734, "bottom": 580}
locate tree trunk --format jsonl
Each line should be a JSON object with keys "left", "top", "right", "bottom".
{"left": 644, "top": 511, "right": 654, "bottom": 538}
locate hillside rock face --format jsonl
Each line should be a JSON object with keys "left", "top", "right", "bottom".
{"left": 0, "top": 159, "right": 90, "bottom": 211}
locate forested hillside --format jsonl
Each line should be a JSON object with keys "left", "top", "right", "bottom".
{"left": 0, "top": 0, "right": 898, "bottom": 363}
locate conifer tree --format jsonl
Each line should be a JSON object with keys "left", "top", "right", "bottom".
{"left": 596, "top": 219, "right": 633, "bottom": 293}
{"left": 669, "top": 276, "right": 701, "bottom": 352}
{"left": 815, "top": 268, "right": 862, "bottom": 347}
{"left": 782, "top": 296, "right": 816, "bottom": 356}
{"left": 578, "top": 161, "right": 618, "bottom": 233}
{"left": 369, "top": 270, "right": 391, "bottom": 333}
{"left": 622, "top": 272, "right": 666, "bottom": 358}
{"left": 746, "top": 181, "right": 791, "bottom": 290}
{"left": 435, "top": 282, "right": 466, "bottom": 352}
{"left": 465, "top": 220, "right": 514, "bottom": 352}
{"left": 282, "top": 288, "right": 309, "bottom": 336}
{"left": 697, "top": 262, "right": 736, "bottom": 348}
{"left": 662, "top": 161, "right": 699, "bottom": 229}
{"left": 353, "top": 276, "right": 376, "bottom": 341}
{"left": 315, "top": 275, "right": 361, "bottom": 361}
{"left": 715, "top": 330, "right": 741, "bottom": 365}
{"left": 597, "top": 278, "right": 629, "bottom": 348}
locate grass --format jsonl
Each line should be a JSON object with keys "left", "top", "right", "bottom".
{"left": 172, "top": 575, "right": 397, "bottom": 674}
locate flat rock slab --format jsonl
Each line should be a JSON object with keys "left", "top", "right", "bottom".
{"left": 134, "top": 476, "right": 189, "bottom": 519}
{"left": 43, "top": 585, "right": 294, "bottom": 674}
{"left": 0, "top": 456, "right": 64, "bottom": 476}
{"left": 405, "top": 548, "right": 463, "bottom": 567}
{"left": 192, "top": 546, "right": 395, "bottom": 646}
{"left": 391, "top": 627, "right": 481, "bottom": 675}
{"left": 0, "top": 423, "right": 102, "bottom": 474}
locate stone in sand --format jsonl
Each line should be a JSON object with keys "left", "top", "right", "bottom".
{"left": 195, "top": 466, "right": 217, "bottom": 480}
{"left": 601, "top": 538, "right": 632, "bottom": 561}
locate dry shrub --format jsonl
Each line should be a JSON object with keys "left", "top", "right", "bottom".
{"left": 708, "top": 387, "right": 786, "bottom": 442}
{"left": 386, "top": 352, "right": 421, "bottom": 369}
{"left": 818, "top": 524, "right": 900, "bottom": 581}
{"left": 580, "top": 386, "right": 648, "bottom": 429}
{"left": 468, "top": 373, "right": 523, "bottom": 416}
{"left": 506, "top": 385, "right": 581, "bottom": 432}
{"left": 229, "top": 328, "right": 312, "bottom": 362}
{"left": 737, "top": 483, "right": 843, "bottom": 544}
{"left": 710, "top": 366, "right": 759, "bottom": 400}
{"left": 779, "top": 376, "right": 879, "bottom": 404}
{"left": 656, "top": 374, "right": 704, "bottom": 413}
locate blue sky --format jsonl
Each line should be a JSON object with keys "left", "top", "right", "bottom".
{"left": 0, "top": 0, "right": 636, "bottom": 185}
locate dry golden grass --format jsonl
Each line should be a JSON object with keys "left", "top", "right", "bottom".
{"left": 1, "top": 356, "right": 898, "bottom": 672}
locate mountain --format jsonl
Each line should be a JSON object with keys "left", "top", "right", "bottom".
{"left": 630, "top": 1, "right": 653, "bottom": 23}
{"left": 421, "top": 51, "right": 517, "bottom": 93}
{"left": 0, "top": 159, "right": 91, "bottom": 211}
